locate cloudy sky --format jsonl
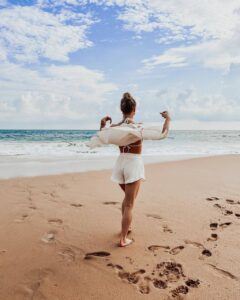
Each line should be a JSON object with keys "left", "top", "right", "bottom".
{"left": 0, "top": 0, "right": 240, "bottom": 129}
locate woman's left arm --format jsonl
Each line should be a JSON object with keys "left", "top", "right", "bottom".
{"left": 141, "top": 111, "right": 171, "bottom": 140}
{"left": 160, "top": 111, "right": 171, "bottom": 136}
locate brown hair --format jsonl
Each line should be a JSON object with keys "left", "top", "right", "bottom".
{"left": 120, "top": 92, "right": 136, "bottom": 114}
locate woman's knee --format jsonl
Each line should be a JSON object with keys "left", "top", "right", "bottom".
{"left": 124, "top": 197, "right": 134, "bottom": 209}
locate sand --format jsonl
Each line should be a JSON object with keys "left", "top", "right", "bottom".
{"left": 0, "top": 154, "right": 239, "bottom": 300}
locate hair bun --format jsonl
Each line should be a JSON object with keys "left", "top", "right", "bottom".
{"left": 123, "top": 92, "right": 132, "bottom": 100}
{"left": 120, "top": 92, "right": 136, "bottom": 114}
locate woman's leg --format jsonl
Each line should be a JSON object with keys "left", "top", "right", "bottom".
{"left": 120, "top": 179, "right": 141, "bottom": 247}
{"left": 119, "top": 184, "right": 126, "bottom": 215}
{"left": 120, "top": 182, "right": 141, "bottom": 233}
{"left": 119, "top": 183, "right": 140, "bottom": 215}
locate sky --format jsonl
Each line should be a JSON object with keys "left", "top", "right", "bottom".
{"left": 0, "top": 0, "right": 240, "bottom": 130}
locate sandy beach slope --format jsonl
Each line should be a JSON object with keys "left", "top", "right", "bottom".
{"left": 0, "top": 155, "right": 240, "bottom": 300}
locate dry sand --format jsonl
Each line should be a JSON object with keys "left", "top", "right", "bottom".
{"left": 0, "top": 154, "right": 240, "bottom": 300}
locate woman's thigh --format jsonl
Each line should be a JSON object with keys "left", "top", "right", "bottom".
{"left": 119, "top": 184, "right": 125, "bottom": 192}
{"left": 124, "top": 180, "right": 141, "bottom": 205}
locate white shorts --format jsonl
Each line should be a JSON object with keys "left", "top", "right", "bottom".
{"left": 111, "top": 153, "right": 145, "bottom": 184}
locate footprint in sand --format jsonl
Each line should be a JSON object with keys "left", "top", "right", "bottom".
{"left": 184, "top": 240, "right": 212, "bottom": 258}
{"left": 185, "top": 278, "right": 200, "bottom": 288}
{"left": 41, "top": 231, "right": 57, "bottom": 243}
{"left": 29, "top": 205, "right": 37, "bottom": 210}
{"left": 119, "top": 269, "right": 146, "bottom": 284}
{"left": 48, "top": 218, "right": 63, "bottom": 225}
{"left": 70, "top": 203, "right": 83, "bottom": 208}
{"left": 209, "top": 222, "right": 231, "bottom": 237}
{"left": 153, "top": 278, "right": 167, "bottom": 289}
{"left": 219, "top": 222, "right": 232, "bottom": 228}
{"left": 206, "top": 264, "right": 238, "bottom": 280}
{"left": 58, "top": 247, "right": 76, "bottom": 262}
{"left": 213, "top": 203, "right": 233, "bottom": 216}
{"left": 235, "top": 213, "right": 240, "bottom": 219}
{"left": 225, "top": 199, "right": 240, "bottom": 205}
{"left": 107, "top": 261, "right": 200, "bottom": 297}
{"left": 148, "top": 245, "right": 170, "bottom": 253}
{"left": 163, "top": 224, "right": 173, "bottom": 233}
{"left": 146, "top": 213, "right": 162, "bottom": 220}
{"left": 107, "top": 263, "right": 147, "bottom": 288}
{"left": 14, "top": 213, "right": 29, "bottom": 223}
{"left": 223, "top": 209, "right": 233, "bottom": 216}
{"left": 169, "top": 245, "right": 185, "bottom": 255}
{"left": 184, "top": 240, "right": 204, "bottom": 249}
{"left": 17, "top": 268, "right": 54, "bottom": 300}
{"left": 103, "top": 201, "right": 119, "bottom": 205}
{"left": 146, "top": 214, "right": 173, "bottom": 233}
{"left": 43, "top": 191, "right": 59, "bottom": 202}
{"left": 207, "top": 233, "right": 218, "bottom": 242}
{"left": 171, "top": 285, "right": 189, "bottom": 298}
{"left": 138, "top": 276, "right": 151, "bottom": 294}
{"left": 84, "top": 251, "right": 110, "bottom": 259}
{"left": 125, "top": 256, "right": 134, "bottom": 264}
{"left": 210, "top": 222, "right": 218, "bottom": 230}
{"left": 153, "top": 262, "right": 200, "bottom": 297}
{"left": 206, "top": 197, "right": 220, "bottom": 201}
{"left": 155, "top": 261, "right": 186, "bottom": 283}
{"left": 50, "top": 191, "right": 58, "bottom": 198}
{"left": 201, "top": 249, "right": 212, "bottom": 257}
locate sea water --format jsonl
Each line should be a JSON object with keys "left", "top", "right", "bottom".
{"left": 0, "top": 129, "right": 239, "bottom": 178}
{"left": 0, "top": 129, "right": 239, "bottom": 157}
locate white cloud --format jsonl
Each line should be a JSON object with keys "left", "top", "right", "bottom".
{"left": 142, "top": 33, "right": 240, "bottom": 72}
{"left": 38, "top": 1, "right": 240, "bottom": 71}
{"left": 0, "top": 5, "right": 94, "bottom": 63}
{"left": 142, "top": 53, "right": 187, "bottom": 70}
{"left": 154, "top": 88, "right": 240, "bottom": 122}
{"left": 116, "top": 1, "right": 240, "bottom": 72}
{"left": 115, "top": 0, "right": 240, "bottom": 41}
{"left": 0, "top": 62, "right": 118, "bottom": 124}
{"left": 55, "top": 0, "right": 239, "bottom": 42}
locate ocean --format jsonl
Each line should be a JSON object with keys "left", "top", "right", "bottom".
{"left": 0, "top": 129, "right": 240, "bottom": 158}
{"left": 0, "top": 129, "right": 239, "bottom": 178}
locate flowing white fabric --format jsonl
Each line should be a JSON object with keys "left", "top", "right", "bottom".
{"left": 86, "top": 122, "right": 168, "bottom": 148}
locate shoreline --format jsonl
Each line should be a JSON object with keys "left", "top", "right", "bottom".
{"left": 0, "top": 153, "right": 234, "bottom": 179}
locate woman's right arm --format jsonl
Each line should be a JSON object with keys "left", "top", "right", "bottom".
{"left": 100, "top": 116, "right": 124, "bottom": 130}
{"left": 100, "top": 116, "right": 112, "bottom": 130}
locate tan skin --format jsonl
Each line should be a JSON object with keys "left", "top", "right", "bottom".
{"left": 100, "top": 108, "right": 171, "bottom": 246}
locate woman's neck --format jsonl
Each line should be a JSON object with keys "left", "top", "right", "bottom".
{"left": 123, "top": 114, "right": 134, "bottom": 120}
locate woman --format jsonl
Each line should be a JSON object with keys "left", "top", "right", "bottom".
{"left": 100, "top": 92, "right": 171, "bottom": 247}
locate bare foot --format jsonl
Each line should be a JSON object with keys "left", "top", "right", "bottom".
{"left": 119, "top": 238, "right": 133, "bottom": 247}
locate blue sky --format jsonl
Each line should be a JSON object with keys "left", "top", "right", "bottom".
{"left": 0, "top": 0, "right": 240, "bottom": 129}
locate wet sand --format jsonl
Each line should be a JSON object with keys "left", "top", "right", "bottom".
{"left": 0, "top": 154, "right": 239, "bottom": 300}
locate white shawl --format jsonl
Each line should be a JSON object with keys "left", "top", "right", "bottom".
{"left": 86, "top": 122, "right": 168, "bottom": 148}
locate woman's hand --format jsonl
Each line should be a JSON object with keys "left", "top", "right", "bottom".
{"left": 160, "top": 111, "right": 171, "bottom": 120}
{"left": 100, "top": 116, "right": 112, "bottom": 130}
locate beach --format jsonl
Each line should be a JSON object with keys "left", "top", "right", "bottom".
{"left": 0, "top": 154, "right": 239, "bottom": 300}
